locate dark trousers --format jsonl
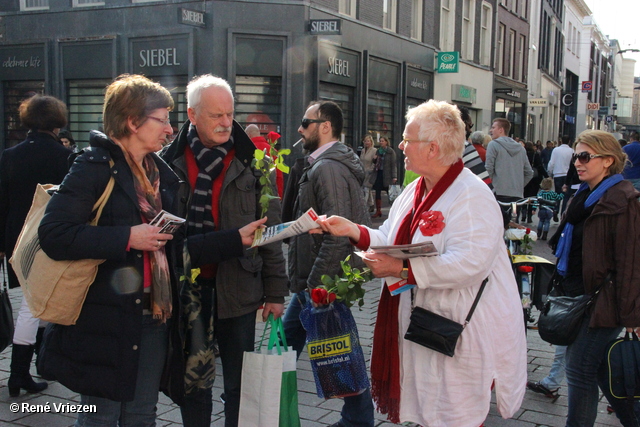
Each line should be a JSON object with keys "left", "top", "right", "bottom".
{"left": 180, "top": 298, "right": 256, "bottom": 427}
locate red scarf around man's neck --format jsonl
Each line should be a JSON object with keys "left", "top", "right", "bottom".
{"left": 370, "top": 159, "right": 463, "bottom": 423}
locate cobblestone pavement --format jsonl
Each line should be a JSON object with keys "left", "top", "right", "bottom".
{"left": 0, "top": 202, "right": 623, "bottom": 426}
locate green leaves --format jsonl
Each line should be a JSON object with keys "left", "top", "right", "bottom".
{"left": 317, "top": 255, "right": 374, "bottom": 310}
{"left": 252, "top": 138, "right": 289, "bottom": 218}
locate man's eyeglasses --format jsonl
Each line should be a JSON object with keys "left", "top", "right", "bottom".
{"left": 572, "top": 151, "right": 604, "bottom": 164}
{"left": 301, "top": 118, "right": 327, "bottom": 129}
{"left": 146, "top": 116, "right": 171, "bottom": 126}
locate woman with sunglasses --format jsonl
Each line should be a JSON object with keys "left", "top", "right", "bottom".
{"left": 548, "top": 130, "right": 640, "bottom": 426}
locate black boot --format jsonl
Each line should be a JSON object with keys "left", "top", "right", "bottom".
{"left": 8, "top": 344, "right": 48, "bottom": 397}
{"left": 34, "top": 327, "right": 45, "bottom": 376}
{"left": 541, "top": 231, "right": 548, "bottom": 241}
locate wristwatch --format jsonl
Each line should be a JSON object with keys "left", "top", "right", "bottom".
{"left": 400, "top": 259, "right": 409, "bottom": 279}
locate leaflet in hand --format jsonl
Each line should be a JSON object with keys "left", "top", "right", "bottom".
{"left": 251, "top": 208, "right": 321, "bottom": 247}
{"left": 363, "top": 241, "right": 439, "bottom": 259}
{"left": 149, "top": 210, "right": 186, "bottom": 235}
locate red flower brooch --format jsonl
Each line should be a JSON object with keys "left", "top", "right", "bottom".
{"left": 418, "top": 210, "right": 445, "bottom": 236}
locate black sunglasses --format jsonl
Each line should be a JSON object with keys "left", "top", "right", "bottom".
{"left": 572, "top": 151, "right": 604, "bottom": 164}
{"left": 301, "top": 118, "right": 327, "bottom": 129}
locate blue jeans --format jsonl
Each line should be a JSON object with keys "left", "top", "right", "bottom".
{"left": 283, "top": 291, "right": 374, "bottom": 427}
{"left": 565, "top": 316, "right": 640, "bottom": 426}
{"left": 75, "top": 315, "right": 168, "bottom": 427}
{"left": 540, "top": 345, "right": 566, "bottom": 390}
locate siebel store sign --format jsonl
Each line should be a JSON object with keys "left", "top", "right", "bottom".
{"left": 179, "top": 8, "right": 205, "bottom": 28}
{"left": 309, "top": 19, "right": 341, "bottom": 35}
{"left": 131, "top": 37, "right": 189, "bottom": 76}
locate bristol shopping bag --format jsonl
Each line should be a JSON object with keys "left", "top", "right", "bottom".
{"left": 300, "top": 301, "right": 370, "bottom": 399}
{"left": 0, "top": 259, "right": 14, "bottom": 352}
{"left": 238, "top": 315, "right": 300, "bottom": 427}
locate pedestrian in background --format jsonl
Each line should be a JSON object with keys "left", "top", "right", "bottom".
{"left": 541, "top": 140, "right": 554, "bottom": 171}
{"left": 549, "top": 130, "right": 640, "bottom": 426}
{"left": 316, "top": 100, "right": 527, "bottom": 426}
{"left": 522, "top": 141, "right": 547, "bottom": 223}
{"left": 0, "top": 94, "right": 71, "bottom": 397}
{"left": 534, "top": 177, "right": 563, "bottom": 240}
{"left": 371, "top": 136, "right": 397, "bottom": 218}
{"left": 360, "top": 134, "right": 376, "bottom": 213}
{"left": 470, "top": 130, "right": 488, "bottom": 162}
{"left": 547, "top": 136, "right": 573, "bottom": 212}
{"left": 622, "top": 130, "right": 640, "bottom": 190}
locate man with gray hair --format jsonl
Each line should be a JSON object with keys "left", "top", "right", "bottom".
{"left": 162, "top": 74, "right": 288, "bottom": 427}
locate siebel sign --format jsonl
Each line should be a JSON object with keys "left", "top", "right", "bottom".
{"left": 309, "top": 19, "right": 341, "bottom": 35}
{"left": 179, "top": 8, "right": 205, "bottom": 28}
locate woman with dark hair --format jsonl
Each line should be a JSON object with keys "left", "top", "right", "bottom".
{"left": 549, "top": 130, "right": 640, "bottom": 426}
{"left": 360, "top": 134, "right": 376, "bottom": 212}
{"left": 0, "top": 94, "right": 71, "bottom": 397}
{"left": 58, "top": 129, "right": 77, "bottom": 152}
{"left": 371, "top": 136, "right": 397, "bottom": 218}
{"left": 521, "top": 141, "right": 547, "bottom": 223}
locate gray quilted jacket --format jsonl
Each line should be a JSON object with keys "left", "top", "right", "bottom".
{"left": 288, "top": 143, "right": 371, "bottom": 293}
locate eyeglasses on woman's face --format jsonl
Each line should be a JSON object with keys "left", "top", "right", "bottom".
{"left": 300, "top": 118, "right": 327, "bottom": 129}
{"left": 146, "top": 116, "right": 171, "bottom": 126}
{"left": 572, "top": 151, "right": 604, "bottom": 164}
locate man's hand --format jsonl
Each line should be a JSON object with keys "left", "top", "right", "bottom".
{"left": 239, "top": 217, "right": 268, "bottom": 246}
{"left": 262, "top": 302, "right": 285, "bottom": 321}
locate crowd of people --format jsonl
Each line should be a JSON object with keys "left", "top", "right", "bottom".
{"left": 1, "top": 73, "right": 639, "bottom": 427}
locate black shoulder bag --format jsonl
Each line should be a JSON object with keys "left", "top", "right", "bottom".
{"left": 538, "top": 271, "right": 612, "bottom": 346}
{"left": 404, "top": 277, "right": 488, "bottom": 357}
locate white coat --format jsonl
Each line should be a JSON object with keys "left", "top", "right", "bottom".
{"left": 365, "top": 168, "right": 527, "bottom": 427}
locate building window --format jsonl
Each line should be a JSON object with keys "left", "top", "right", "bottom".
{"left": 338, "top": 0, "right": 357, "bottom": 17}
{"left": 480, "top": 2, "right": 492, "bottom": 66}
{"left": 496, "top": 24, "right": 505, "bottom": 75}
{"left": 320, "top": 83, "right": 355, "bottom": 148}
{"left": 509, "top": 30, "right": 516, "bottom": 79}
{"left": 73, "top": 0, "right": 104, "bottom": 6}
{"left": 411, "top": 0, "right": 423, "bottom": 41}
{"left": 20, "top": 0, "right": 48, "bottom": 10}
{"left": 67, "top": 80, "right": 110, "bottom": 149}
{"left": 235, "top": 76, "right": 282, "bottom": 136}
{"left": 461, "top": 0, "right": 475, "bottom": 60}
{"left": 383, "top": 0, "right": 397, "bottom": 32}
{"left": 367, "top": 91, "right": 395, "bottom": 150}
{"left": 440, "top": 0, "right": 455, "bottom": 51}
{"left": 576, "top": 31, "right": 581, "bottom": 58}
{"left": 3, "top": 81, "right": 44, "bottom": 148}
{"left": 132, "top": 0, "right": 166, "bottom": 3}
{"left": 519, "top": 34, "right": 527, "bottom": 82}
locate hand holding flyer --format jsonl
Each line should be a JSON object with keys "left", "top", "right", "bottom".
{"left": 251, "top": 208, "right": 321, "bottom": 247}
{"left": 149, "top": 210, "right": 186, "bottom": 235}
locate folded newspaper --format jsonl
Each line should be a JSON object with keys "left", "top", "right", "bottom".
{"left": 357, "top": 241, "right": 439, "bottom": 259}
{"left": 251, "top": 208, "right": 320, "bottom": 247}
{"left": 150, "top": 210, "right": 186, "bottom": 235}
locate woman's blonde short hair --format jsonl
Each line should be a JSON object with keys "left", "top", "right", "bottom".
{"left": 573, "top": 130, "right": 629, "bottom": 175}
{"left": 405, "top": 100, "right": 465, "bottom": 165}
{"left": 103, "top": 74, "right": 174, "bottom": 139}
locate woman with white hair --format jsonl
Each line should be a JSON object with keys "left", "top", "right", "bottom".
{"left": 316, "top": 100, "right": 527, "bottom": 426}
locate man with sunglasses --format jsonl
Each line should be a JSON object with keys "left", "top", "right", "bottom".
{"left": 283, "top": 101, "right": 374, "bottom": 427}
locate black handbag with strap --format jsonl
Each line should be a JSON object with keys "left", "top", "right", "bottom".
{"left": 404, "top": 277, "right": 488, "bottom": 357}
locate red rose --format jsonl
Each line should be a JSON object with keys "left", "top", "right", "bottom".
{"left": 418, "top": 210, "right": 445, "bottom": 236}
{"left": 328, "top": 292, "right": 337, "bottom": 303}
{"left": 525, "top": 228, "right": 531, "bottom": 235}
{"left": 267, "top": 131, "right": 281, "bottom": 143}
{"left": 311, "top": 288, "right": 327, "bottom": 304}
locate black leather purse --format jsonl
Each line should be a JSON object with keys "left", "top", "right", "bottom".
{"left": 538, "top": 272, "right": 611, "bottom": 346}
{"left": 404, "top": 278, "right": 488, "bottom": 357}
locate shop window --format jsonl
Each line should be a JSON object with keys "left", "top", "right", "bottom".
{"left": 319, "top": 82, "right": 355, "bottom": 149}
{"left": 67, "top": 80, "right": 110, "bottom": 149}
{"left": 411, "top": 0, "right": 423, "bottom": 41}
{"left": 479, "top": 2, "right": 492, "bottom": 66}
{"left": 235, "top": 76, "right": 282, "bottom": 136}
{"left": 3, "top": 81, "right": 44, "bottom": 149}
{"left": 367, "top": 91, "right": 395, "bottom": 148}
{"left": 155, "top": 76, "right": 188, "bottom": 133}
{"left": 73, "top": 0, "right": 104, "bottom": 6}
{"left": 339, "top": 0, "right": 357, "bottom": 18}
{"left": 508, "top": 30, "right": 516, "bottom": 79}
{"left": 20, "top": 0, "right": 48, "bottom": 10}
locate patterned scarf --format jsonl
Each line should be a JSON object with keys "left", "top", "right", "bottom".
{"left": 186, "top": 124, "right": 233, "bottom": 235}
{"left": 370, "top": 159, "right": 464, "bottom": 423}
{"left": 375, "top": 147, "right": 387, "bottom": 171}
{"left": 113, "top": 140, "right": 172, "bottom": 321}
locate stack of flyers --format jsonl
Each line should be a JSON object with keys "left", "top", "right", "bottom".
{"left": 149, "top": 210, "right": 186, "bottom": 235}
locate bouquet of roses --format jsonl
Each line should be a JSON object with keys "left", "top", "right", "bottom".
{"left": 310, "top": 255, "right": 373, "bottom": 309}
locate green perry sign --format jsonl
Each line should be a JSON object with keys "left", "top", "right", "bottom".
{"left": 437, "top": 51, "right": 459, "bottom": 73}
